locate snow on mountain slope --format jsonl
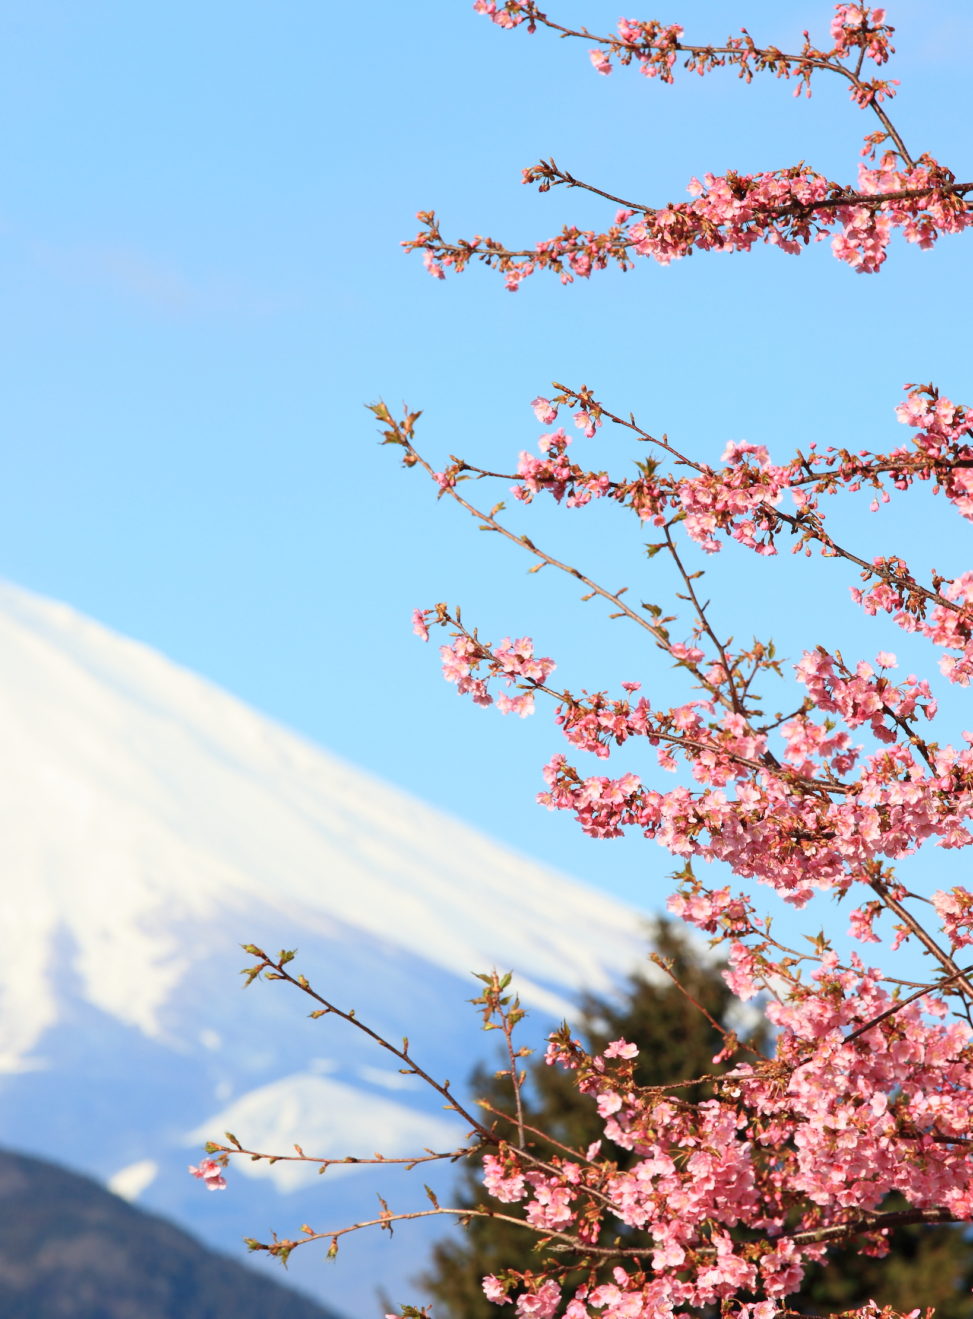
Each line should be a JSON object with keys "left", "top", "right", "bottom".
{"left": 188, "top": 1072, "right": 461, "bottom": 1191}
{"left": 0, "top": 581, "right": 644, "bottom": 1059}
{"left": 0, "top": 580, "right": 650, "bottom": 1315}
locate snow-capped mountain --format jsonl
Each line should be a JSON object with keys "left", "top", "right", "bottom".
{"left": 0, "top": 582, "right": 649, "bottom": 1316}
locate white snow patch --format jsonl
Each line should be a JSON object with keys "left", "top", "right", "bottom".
{"left": 187, "top": 1072, "right": 460, "bottom": 1191}
{"left": 108, "top": 1158, "right": 158, "bottom": 1201}
{"left": 356, "top": 1064, "right": 421, "bottom": 1092}
{"left": 0, "top": 579, "right": 648, "bottom": 1068}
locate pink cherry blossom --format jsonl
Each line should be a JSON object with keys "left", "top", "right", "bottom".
{"left": 603, "top": 1039, "right": 638, "bottom": 1060}
{"left": 531, "top": 396, "right": 559, "bottom": 424}
{"left": 245, "top": 13, "right": 973, "bottom": 1319}
{"left": 188, "top": 1159, "right": 226, "bottom": 1191}
{"left": 483, "top": 1275, "right": 511, "bottom": 1305}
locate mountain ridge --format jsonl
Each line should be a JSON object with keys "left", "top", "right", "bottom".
{"left": 0, "top": 1145, "right": 348, "bottom": 1319}
{"left": 0, "top": 580, "right": 650, "bottom": 1314}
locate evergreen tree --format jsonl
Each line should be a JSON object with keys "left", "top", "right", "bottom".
{"left": 420, "top": 924, "right": 973, "bottom": 1318}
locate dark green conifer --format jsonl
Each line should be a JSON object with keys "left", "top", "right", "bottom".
{"left": 420, "top": 923, "right": 973, "bottom": 1318}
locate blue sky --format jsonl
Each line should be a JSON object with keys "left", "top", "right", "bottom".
{"left": 2, "top": 0, "right": 972, "bottom": 933}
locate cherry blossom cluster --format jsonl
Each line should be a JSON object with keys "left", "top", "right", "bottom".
{"left": 536, "top": 719, "right": 973, "bottom": 908}
{"left": 404, "top": 6, "right": 970, "bottom": 288}
{"left": 851, "top": 566, "right": 973, "bottom": 688}
{"left": 474, "top": 2, "right": 896, "bottom": 95}
{"left": 792, "top": 649, "right": 936, "bottom": 742}
{"left": 188, "top": 1158, "right": 227, "bottom": 1191}
{"left": 416, "top": 615, "right": 556, "bottom": 717}
{"left": 831, "top": 6, "right": 892, "bottom": 63}
{"left": 471, "top": 0, "right": 529, "bottom": 31}
{"left": 387, "top": 371, "right": 973, "bottom": 1311}
{"left": 408, "top": 153, "right": 970, "bottom": 288}
{"left": 515, "top": 414, "right": 612, "bottom": 509}
{"left": 831, "top": 154, "right": 972, "bottom": 270}
{"left": 506, "top": 385, "right": 973, "bottom": 699}
{"left": 893, "top": 387, "right": 973, "bottom": 514}
{"left": 932, "top": 888, "right": 973, "bottom": 951}
{"left": 472, "top": 973, "right": 973, "bottom": 1319}
{"left": 506, "top": 385, "right": 973, "bottom": 604}
{"left": 412, "top": 602, "right": 969, "bottom": 924}
{"left": 203, "top": 9, "right": 973, "bottom": 1319}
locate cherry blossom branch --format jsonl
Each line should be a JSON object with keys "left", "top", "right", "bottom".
{"left": 546, "top": 380, "right": 701, "bottom": 469}
{"left": 841, "top": 963, "right": 973, "bottom": 1046}
{"left": 478, "top": 4, "right": 909, "bottom": 157}
{"left": 206, "top": 1136, "right": 477, "bottom": 1173}
{"left": 775, "top": 505, "right": 963, "bottom": 616}
{"left": 782, "top": 1206, "right": 959, "bottom": 1248}
{"left": 661, "top": 524, "right": 756, "bottom": 725}
{"left": 532, "top": 382, "right": 970, "bottom": 628}
{"left": 648, "top": 950, "right": 762, "bottom": 1058}
{"left": 476, "top": 1099, "right": 604, "bottom": 1164}
{"left": 372, "top": 402, "right": 732, "bottom": 704}
{"left": 863, "top": 888, "right": 973, "bottom": 1010}
{"left": 409, "top": 163, "right": 973, "bottom": 285}
{"left": 528, "top": 159, "right": 973, "bottom": 220}
{"left": 547, "top": 388, "right": 971, "bottom": 617}
{"left": 431, "top": 607, "right": 852, "bottom": 794}
{"left": 246, "top": 1204, "right": 649, "bottom": 1265}
{"left": 469, "top": 971, "right": 531, "bottom": 1149}
{"left": 239, "top": 946, "right": 491, "bottom": 1137}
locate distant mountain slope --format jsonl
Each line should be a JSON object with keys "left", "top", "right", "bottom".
{"left": 0, "top": 580, "right": 651, "bottom": 1314}
{"left": 0, "top": 1147, "right": 345, "bottom": 1319}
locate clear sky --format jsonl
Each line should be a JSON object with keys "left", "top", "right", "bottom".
{"left": 2, "top": 0, "right": 971, "bottom": 930}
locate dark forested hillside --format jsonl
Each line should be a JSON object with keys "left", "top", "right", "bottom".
{"left": 0, "top": 1147, "right": 346, "bottom": 1319}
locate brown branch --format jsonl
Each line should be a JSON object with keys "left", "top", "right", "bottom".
{"left": 842, "top": 963, "right": 973, "bottom": 1046}
{"left": 772, "top": 505, "right": 963, "bottom": 615}
{"left": 208, "top": 1140, "right": 477, "bottom": 1172}
{"left": 423, "top": 179, "right": 973, "bottom": 265}
{"left": 518, "top": 9, "right": 916, "bottom": 166}
{"left": 477, "top": 1099, "right": 602, "bottom": 1165}
{"left": 248, "top": 1196, "right": 961, "bottom": 1269}
{"left": 782, "top": 1206, "right": 958, "bottom": 1248}
{"left": 649, "top": 952, "right": 744, "bottom": 1049}
{"left": 662, "top": 524, "right": 750, "bottom": 722}
{"left": 866, "top": 886, "right": 973, "bottom": 1010}
{"left": 438, "top": 609, "right": 850, "bottom": 794}
{"left": 248, "top": 1204, "right": 647, "bottom": 1264}
{"left": 240, "top": 947, "right": 491, "bottom": 1138}
{"left": 535, "top": 161, "right": 973, "bottom": 221}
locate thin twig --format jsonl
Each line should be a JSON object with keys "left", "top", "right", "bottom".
{"left": 865, "top": 887, "right": 973, "bottom": 1013}
{"left": 241, "top": 947, "right": 491, "bottom": 1137}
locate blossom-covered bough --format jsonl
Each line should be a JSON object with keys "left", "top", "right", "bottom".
{"left": 408, "top": 3, "right": 972, "bottom": 285}
{"left": 202, "top": 7, "right": 973, "bottom": 1319}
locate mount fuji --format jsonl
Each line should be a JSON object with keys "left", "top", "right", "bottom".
{"left": 0, "top": 581, "right": 650, "bottom": 1316}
